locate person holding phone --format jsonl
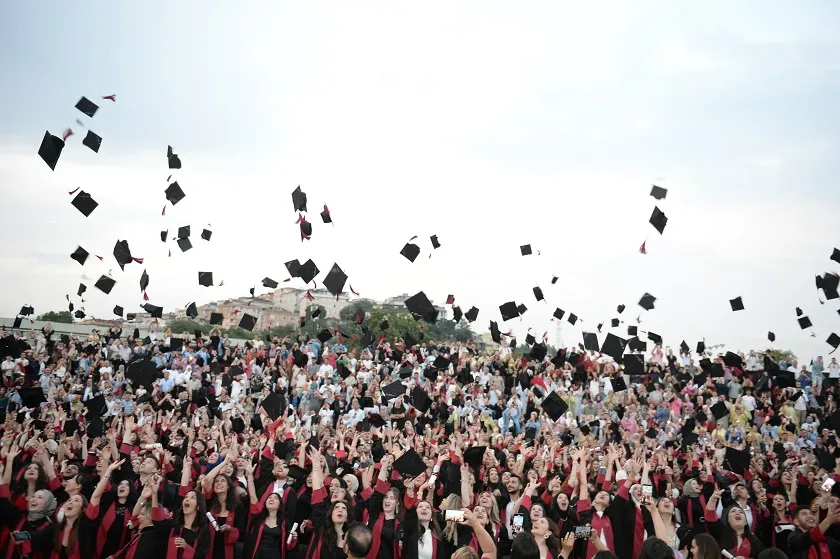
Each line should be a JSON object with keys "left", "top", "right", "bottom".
{"left": 401, "top": 476, "right": 445, "bottom": 559}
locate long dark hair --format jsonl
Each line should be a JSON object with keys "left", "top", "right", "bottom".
{"left": 637, "top": 537, "right": 674, "bottom": 559}
{"left": 250, "top": 492, "right": 282, "bottom": 532}
{"left": 208, "top": 475, "right": 239, "bottom": 514}
{"left": 53, "top": 495, "right": 89, "bottom": 551}
{"left": 690, "top": 533, "right": 720, "bottom": 559}
{"left": 718, "top": 506, "right": 764, "bottom": 555}
{"left": 12, "top": 462, "right": 50, "bottom": 499}
{"left": 323, "top": 500, "right": 350, "bottom": 552}
{"left": 174, "top": 490, "right": 208, "bottom": 531}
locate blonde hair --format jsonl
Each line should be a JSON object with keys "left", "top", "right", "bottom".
{"left": 441, "top": 494, "right": 462, "bottom": 544}
{"left": 452, "top": 547, "right": 480, "bottom": 559}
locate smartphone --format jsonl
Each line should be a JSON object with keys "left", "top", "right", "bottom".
{"left": 12, "top": 532, "right": 31, "bottom": 542}
{"left": 512, "top": 514, "right": 524, "bottom": 531}
{"left": 642, "top": 485, "right": 653, "bottom": 498}
{"left": 428, "top": 474, "right": 437, "bottom": 486}
{"left": 822, "top": 478, "right": 835, "bottom": 492}
{"left": 445, "top": 510, "right": 465, "bottom": 522}
{"left": 574, "top": 526, "right": 592, "bottom": 539}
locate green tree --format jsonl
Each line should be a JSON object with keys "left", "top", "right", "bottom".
{"left": 37, "top": 310, "right": 73, "bottom": 323}
{"left": 766, "top": 348, "right": 796, "bottom": 363}
{"left": 339, "top": 299, "right": 376, "bottom": 323}
{"left": 167, "top": 319, "right": 212, "bottom": 335}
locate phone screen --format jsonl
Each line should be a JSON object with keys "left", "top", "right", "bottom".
{"left": 642, "top": 485, "right": 653, "bottom": 498}
{"left": 512, "top": 514, "right": 524, "bottom": 528}
{"left": 822, "top": 478, "right": 835, "bottom": 492}
{"left": 574, "top": 526, "right": 592, "bottom": 539}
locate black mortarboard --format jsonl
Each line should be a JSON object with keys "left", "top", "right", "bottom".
{"left": 430, "top": 235, "right": 440, "bottom": 249}
{"left": 380, "top": 319, "right": 389, "bottom": 330}
{"left": 525, "top": 332, "right": 535, "bottom": 345}
{"left": 627, "top": 325, "right": 638, "bottom": 336}
{"left": 567, "top": 313, "right": 578, "bottom": 325}
{"left": 63, "top": 419, "right": 80, "bottom": 436}
{"left": 819, "top": 273, "right": 840, "bottom": 300}
{"left": 722, "top": 351, "right": 742, "bottom": 368}
{"left": 38, "top": 131, "right": 65, "bottom": 170}
{"left": 166, "top": 145, "right": 181, "bottom": 169}
{"left": 400, "top": 243, "right": 420, "bottom": 263}
{"left": 320, "top": 205, "right": 332, "bottom": 224}
{"left": 613, "top": 376, "right": 628, "bottom": 392}
{"left": 520, "top": 244, "right": 532, "bottom": 256}
{"left": 533, "top": 287, "right": 544, "bottom": 301}
{"left": 798, "top": 316, "right": 812, "bottom": 329}
{"left": 82, "top": 130, "right": 101, "bottom": 153}
{"left": 77, "top": 283, "right": 87, "bottom": 297}
{"left": 464, "top": 307, "right": 479, "bottom": 322}
{"left": 83, "top": 393, "right": 107, "bottom": 418}
{"left": 287, "top": 465, "right": 308, "bottom": 481}
{"left": 697, "top": 341, "right": 705, "bottom": 353}
{"left": 530, "top": 342, "right": 547, "bottom": 361}
{"left": 768, "top": 331, "right": 776, "bottom": 342}
{"left": 624, "top": 354, "right": 644, "bottom": 375}
{"left": 323, "top": 263, "right": 348, "bottom": 296}
{"left": 75, "top": 96, "right": 99, "bottom": 117}
{"left": 553, "top": 308, "right": 565, "bottom": 321}
{"left": 338, "top": 363, "right": 352, "bottom": 379}
{"left": 71, "top": 191, "right": 98, "bottom": 217}
{"left": 178, "top": 225, "right": 190, "bottom": 239}
{"left": 229, "top": 417, "right": 245, "bottom": 434}
{"left": 463, "top": 446, "right": 487, "bottom": 470}
{"left": 796, "top": 306, "right": 804, "bottom": 316}
{"left": 711, "top": 401, "right": 728, "bottom": 420}
{"left": 411, "top": 386, "right": 431, "bottom": 414}
{"left": 680, "top": 340, "right": 690, "bottom": 353}
{"left": 70, "top": 246, "right": 89, "bottom": 266}
{"left": 827, "top": 333, "right": 840, "bottom": 354}
{"left": 239, "top": 313, "right": 257, "bottom": 332}
{"left": 602, "top": 333, "right": 627, "bottom": 362}
{"left": 170, "top": 337, "right": 184, "bottom": 352}
{"left": 317, "top": 329, "right": 333, "bottom": 344}
{"left": 177, "top": 237, "right": 192, "bottom": 252}
{"left": 490, "top": 321, "right": 502, "bottom": 344}
{"left": 165, "top": 182, "right": 186, "bottom": 205}
{"left": 729, "top": 296, "right": 744, "bottom": 312}
{"left": 649, "top": 206, "right": 668, "bottom": 234}
{"left": 298, "top": 259, "right": 320, "bottom": 284}
{"left": 617, "top": 304, "right": 625, "bottom": 314}
{"left": 312, "top": 307, "right": 322, "bottom": 319}
{"left": 517, "top": 303, "right": 528, "bottom": 315}
{"left": 611, "top": 318, "right": 619, "bottom": 327}
{"left": 291, "top": 186, "right": 307, "bottom": 212}
{"left": 293, "top": 349, "right": 308, "bottom": 368}
{"left": 142, "top": 303, "right": 163, "bottom": 318}
{"left": 382, "top": 381, "right": 405, "bottom": 400}
{"left": 285, "top": 259, "right": 301, "bottom": 278}
{"left": 645, "top": 428, "right": 657, "bottom": 439}
{"left": 198, "top": 271, "right": 213, "bottom": 287}
{"left": 499, "top": 302, "right": 519, "bottom": 321}
{"left": 210, "top": 312, "right": 223, "bottom": 325}
{"left": 393, "top": 449, "right": 425, "bottom": 478}
{"left": 113, "top": 240, "right": 137, "bottom": 270}
{"left": 260, "top": 393, "right": 284, "bottom": 420}
{"left": 551, "top": 276, "right": 558, "bottom": 284}
{"left": 540, "top": 391, "right": 568, "bottom": 421}
{"left": 638, "top": 293, "right": 657, "bottom": 311}
{"left": 404, "top": 291, "right": 438, "bottom": 323}
{"left": 113, "top": 305, "right": 124, "bottom": 317}
{"left": 650, "top": 185, "right": 667, "bottom": 200}
{"left": 262, "top": 277, "right": 278, "bottom": 289}
{"left": 723, "top": 447, "right": 750, "bottom": 475}
{"left": 648, "top": 331, "right": 662, "bottom": 344}
{"left": 139, "top": 269, "right": 150, "bottom": 293}
{"left": 94, "top": 275, "right": 116, "bottom": 294}
{"left": 201, "top": 229, "right": 212, "bottom": 241}
{"left": 86, "top": 416, "right": 105, "bottom": 438}
{"left": 75, "top": 310, "right": 87, "bottom": 320}
{"left": 452, "top": 306, "right": 463, "bottom": 322}
{"left": 19, "top": 387, "right": 47, "bottom": 409}
{"left": 583, "top": 332, "right": 600, "bottom": 352}
{"left": 160, "top": 230, "right": 168, "bottom": 243}
{"left": 432, "top": 355, "right": 451, "bottom": 371}
{"left": 627, "top": 337, "right": 646, "bottom": 352}
{"left": 404, "top": 330, "right": 418, "bottom": 349}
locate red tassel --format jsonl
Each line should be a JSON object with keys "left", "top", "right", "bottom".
{"left": 162, "top": 205, "right": 166, "bottom": 216}
{"left": 313, "top": 281, "right": 318, "bottom": 289}
{"left": 167, "top": 175, "right": 172, "bottom": 182}
{"left": 283, "top": 278, "right": 291, "bottom": 282}
{"left": 233, "top": 309, "right": 240, "bottom": 315}
{"left": 102, "top": 94, "right": 116, "bottom": 102}
{"left": 409, "top": 235, "right": 417, "bottom": 241}
{"left": 68, "top": 187, "right": 80, "bottom": 195}
{"left": 219, "top": 281, "right": 224, "bottom": 286}
{"left": 543, "top": 332, "right": 548, "bottom": 342}
{"left": 62, "top": 129, "right": 74, "bottom": 141}
{"left": 95, "top": 255, "right": 103, "bottom": 261}
{"left": 143, "top": 291, "right": 149, "bottom": 301}
{"left": 132, "top": 257, "right": 144, "bottom": 264}
{"left": 446, "top": 295, "right": 455, "bottom": 304}
{"left": 323, "top": 204, "right": 330, "bottom": 216}
{"left": 639, "top": 240, "right": 647, "bottom": 254}
{"left": 350, "top": 285, "right": 359, "bottom": 296}
{"left": 306, "top": 290, "right": 314, "bottom": 301}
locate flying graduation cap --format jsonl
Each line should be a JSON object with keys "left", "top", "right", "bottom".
{"left": 113, "top": 240, "right": 142, "bottom": 270}
{"left": 38, "top": 131, "right": 65, "bottom": 170}
{"left": 638, "top": 293, "right": 657, "bottom": 311}
{"left": 71, "top": 191, "right": 98, "bottom": 217}
{"left": 94, "top": 275, "right": 116, "bottom": 294}
{"left": 139, "top": 269, "right": 150, "bottom": 293}
{"left": 291, "top": 186, "right": 307, "bottom": 212}
{"left": 198, "top": 272, "right": 213, "bottom": 287}
{"left": 730, "top": 297, "right": 744, "bottom": 312}
{"left": 649, "top": 206, "right": 668, "bottom": 234}
{"left": 533, "top": 287, "right": 544, "bottom": 302}
{"left": 323, "top": 264, "right": 348, "bottom": 296}
{"left": 142, "top": 303, "right": 163, "bottom": 318}
{"left": 320, "top": 205, "right": 332, "bottom": 224}
{"left": 239, "top": 313, "right": 257, "bottom": 331}
{"left": 430, "top": 235, "right": 440, "bottom": 249}
{"left": 82, "top": 130, "right": 102, "bottom": 153}
{"left": 520, "top": 244, "right": 532, "bottom": 256}
{"left": 75, "top": 96, "right": 99, "bottom": 118}
{"left": 201, "top": 228, "right": 212, "bottom": 241}
{"left": 262, "top": 277, "right": 279, "bottom": 289}
{"left": 298, "top": 259, "right": 320, "bottom": 284}
{"left": 400, "top": 241, "right": 421, "bottom": 263}
{"left": 185, "top": 302, "right": 198, "bottom": 319}
{"left": 499, "top": 302, "right": 519, "bottom": 322}
{"left": 164, "top": 182, "right": 186, "bottom": 205}
{"left": 70, "top": 246, "right": 89, "bottom": 266}
{"left": 464, "top": 307, "right": 479, "bottom": 323}
{"left": 167, "top": 145, "right": 181, "bottom": 169}
{"left": 650, "top": 185, "right": 667, "bottom": 200}
{"left": 404, "top": 291, "right": 438, "bottom": 323}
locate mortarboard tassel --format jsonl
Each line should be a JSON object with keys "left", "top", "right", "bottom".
{"left": 95, "top": 255, "right": 103, "bottom": 261}
{"left": 68, "top": 187, "right": 80, "bottom": 195}
{"left": 350, "top": 285, "right": 359, "bottom": 296}
{"left": 543, "top": 332, "right": 548, "bottom": 342}
{"left": 62, "top": 128, "right": 74, "bottom": 141}
{"left": 168, "top": 249, "right": 171, "bottom": 257}
{"left": 102, "top": 94, "right": 116, "bottom": 102}
{"left": 409, "top": 235, "right": 417, "bottom": 241}
{"left": 143, "top": 291, "right": 149, "bottom": 301}
{"left": 162, "top": 205, "right": 166, "bottom": 216}
{"left": 306, "top": 290, "right": 314, "bottom": 301}
{"left": 639, "top": 239, "right": 647, "bottom": 254}
{"left": 283, "top": 278, "right": 291, "bottom": 282}
{"left": 131, "top": 257, "right": 144, "bottom": 264}
{"left": 233, "top": 309, "right": 240, "bottom": 315}
{"left": 167, "top": 175, "right": 172, "bottom": 182}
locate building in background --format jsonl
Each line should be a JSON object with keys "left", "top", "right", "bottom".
{"left": 272, "top": 287, "right": 353, "bottom": 319}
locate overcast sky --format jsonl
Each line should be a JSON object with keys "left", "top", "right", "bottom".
{"left": 2, "top": 2, "right": 840, "bottom": 361}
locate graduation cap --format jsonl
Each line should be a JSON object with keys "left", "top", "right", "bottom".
{"left": 582, "top": 332, "right": 600, "bottom": 352}
{"left": 489, "top": 321, "right": 501, "bottom": 344}
{"left": 463, "top": 446, "right": 487, "bottom": 470}
{"left": 540, "top": 391, "right": 568, "bottom": 421}
{"left": 198, "top": 272, "right": 214, "bottom": 287}
{"left": 464, "top": 307, "right": 479, "bottom": 322}
{"left": 113, "top": 305, "right": 124, "bottom": 317}
{"left": 176, "top": 237, "right": 192, "bottom": 252}
{"left": 517, "top": 303, "right": 528, "bottom": 315}
{"left": 292, "top": 349, "right": 308, "bottom": 368}
{"left": 170, "top": 337, "right": 184, "bottom": 352}
{"left": 71, "top": 191, "right": 98, "bottom": 217}
{"left": 529, "top": 342, "right": 547, "bottom": 362}
{"left": 553, "top": 308, "right": 565, "bottom": 321}
{"left": 403, "top": 330, "right": 418, "bottom": 349}
{"left": 432, "top": 355, "right": 451, "bottom": 371}
{"left": 617, "top": 304, "right": 625, "bottom": 314}
{"left": 768, "top": 331, "right": 776, "bottom": 343}
{"left": 411, "top": 386, "right": 431, "bottom": 414}
{"left": 533, "top": 287, "right": 544, "bottom": 302}
{"left": 167, "top": 145, "right": 181, "bottom": 169}
{"left": 74, "top": 96, "right": 99, "bottom": 117}
{"left": 648, "top": 331, "right": 662, "bottom": 344}
{"left": 337, "top": 362, "right": 353, "bottom": 379}
{"left": 499, "top": 302, "right": 519, "bottom": 322}
{"left": 723, "top": 447, "right": 750, "bottom": 475}
{"left": 796, "top": 307, "right": 804, "bottom": 317}
{"left": 139, "top": 269, "right": 150, "bottom": 293}
{"left": 722, "top": 351, "right": 742, "bottom": 368}
{"left": 623, "top": 354, "right": 644, "bottom": 375}
{"left": 798, "top": 316, "right": 812, "bottom": 329}
{"left": 613, "top": 376, "right": 628, "bottom": 392}
{"left": 323, "top": 264, "right": 348, "bottom": 296}
{"left": 298, "top": 259, "right": 320, "bottom": 284}
{"left": 177, "top": 225, "right": 191, "bottom": 239}
{"left": 819, "top": 273, "right": 840, "bottom": 300}
{"left": 611, "top": 318, "right": 619, "bottom": 328}
{"left": 38, "top": 131, "right": 65, "bottom": 170}
{"left": 393, "top": 449, "right": 425, "bottom": 478}
{"left": 284, "top": 259, "right": 301, "bottom": 278}
{"left": 729, "top": 297, "right": 744, "bottom": 312}
{"left": 73, "top": 310, "right": 85, "bottom": 320}
{"left": 711, "top": 401, "right": 728, "bottom": 421}
{"left": 82, "top": 130, "right": 102, "bottom": 153}
{"left": 430, "top": 235, "right": 440, "bottom": 249}
{"left": 601, "top": 333, "right": 627, "bottom": 362}
{"left": 567, "top": 313, "right": 578, "bottom": 325}
{"left": 311, "top": 306, "right": 323, "bottom": 319}
{"left": 180, "top": 302, "right": 197, "bottom": 320}
{"left": 77, "top": 282, "right": 88, "bottom": 297}
{"left": 262, "top": 277, "right": 279, "bottom": 289}
{"left": 452, "top": 306, "right": 463, "bottom": 322}
{"left": 400, "top": 242, "right": 420, "bottom": 263}
{"left": 520, "top": 244, "right": 532, "bottom": 256}
{"left": 380, "top": 319, "right": 389, "bottom": 330}
{"left": 291, "top": 186, "right": 307, "bottom": 212}
{"left": 649, "top": 206, "right": 668, "bottom": 234}
{"left": 638, "top": 293, "right": 657, "bottom": 311}
{"left": 160, "top": 230, "right": 168, "bottom": 243}
{"left": 239, "top": 313, "right": 257, "bottom": 332}
{"left": 94, "top": 275, "right": 116, "bottom": 294}
{"left": 164, "top": 182, "right": 186, "bottom": 206}
{"left": 405, "top": 291, "right": 438, "bottom": 324}
{"left": 19, "top": 387, "right": 47, "bottom": 409}
{"left": 525, "top": 332, "right": 535, "bottom": 345}
{"left": 317, "top": 329, "right": 333, "bottom": 344}
{"left": 680, "top": 340, "right": 690, "bottom": 354}
{"left": 70, "top": 246, "right": 89, "bottom": 266}
{"left": 627, "top": 325, "right": 638, "bottom": 336}
{"left": 319, "top": 205, "right": 332, "bottom": 224}
{"left": 142, "top": 303, "right": 163, "bottom": 318}
{"left": 113, "top": 240, "right": 140, "bottom": 271}
{"left": 260, "top": 392, "right": 285, "bottom": 420}
{"left": 382, "top": 381, "right": 405, "bottom": 400}
{"left": 210, "top": 312, "right": 223, "bottom": 325}
{"left": 826, "top": 333, "right": 840, "bottom": 354}
{"left": 697, "top": 341, "right": 706, "bottom": 353}
{"left": 551, "top": 276, "right": 558, "bottom": 285}
{"left": 650, "top": 185, "right": 667, "bottom": 200}
{"left": 201, "top": 229, "right": 212, "bottom": 241}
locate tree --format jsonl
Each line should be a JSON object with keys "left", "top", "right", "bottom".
{"left": 37, "top": 311, "right": 73, "bottom": 323}
{"left": 339, "top": 299, "right": 376, "bottom": 323}
{"left": 766, "top": 348, "right": 796, "bottom": 363}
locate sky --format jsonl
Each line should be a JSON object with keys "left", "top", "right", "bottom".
{"left": 2, "top": 1, "right": 840, "bottom": 361}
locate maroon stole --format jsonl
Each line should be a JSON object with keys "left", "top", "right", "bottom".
{"left": 93, "top": 501, "right": 130, "bottom": 559}
{"left": 165, "top": 526, "right": 198, "bottom": 559}
{"left": 206, "top": 508, "right": 240, "bottom": 559}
